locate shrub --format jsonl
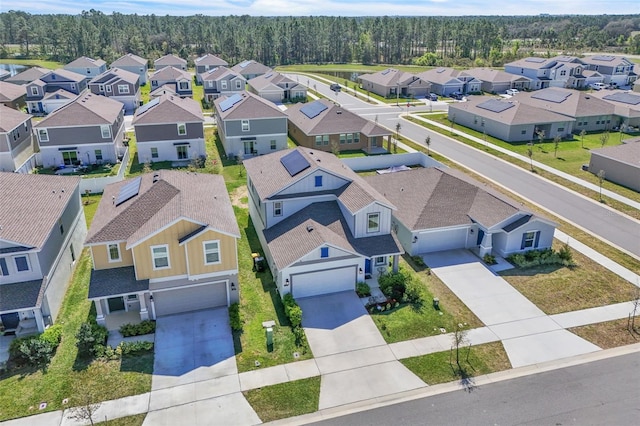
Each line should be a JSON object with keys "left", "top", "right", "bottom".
{"left": 40, "top": 324, "right": 63, "bottom": 347}
{"left": 507, "top": 246, "right": 575, "bottom": 268}
{"left": 292, "top": 326, "right": 306, "bottom": 347}
{"left": 9, "top": 336, "right": 38, "bottom": 365}
{"left": 404, "top": 276, "right": 425, "bottom": 304}
{"left": 379, "top": 270, "right": 408, "bottom": 301}
{"left": 119, "top": 320, "right": 156, "bottom": 337}
{"left": 229, "top": 303, "right": 242, "bottom": 331}
{"left": 355, "top": 282, "right": 371, "bottom": 297}
{"left": 19, "top": 338, "right": 54, "bottom": 368}
{"left": 118, "top": 340, "right": 154, "bottom": 355}
{"left": 410, "top": 256, "right": 426, "bottom": 267}
{"left": 76, "top": 322, "right": 108, "bottom": 357}
{"left": 287, "top": 305, "right": 303, "bottom": 328}
{"left": 483, "top": 254, "right": 497, "bottom": 265}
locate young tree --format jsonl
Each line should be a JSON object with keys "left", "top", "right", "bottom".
{"left": 330, "top": 138, "right": 340, "bottom": 157}
{"left": 579, "top": 129, "right": 587, "bottom": 149}
{"left": 536, "top": 129, "right": 545, "bottom": 146}
{"left": 451, "top": 322, "right": 469, "bottom": 372}
{"left": 395, "top": 121, "right": 401, "bottom": 141}
{"left": 597, "top": 169, "right": 606, "bottom": 202}
{"left": 599, "top": 131, "right": 609, "bottom": 148}
{"left": 527, "top": 145, "right": 534, "bottom": 171}
{"left": 553, "top": 135, "right": 561, "bottom": 158}
{"left": 67, "top": 390, "right": 101, "bottom": 426}
{"left": 425, "top": 135, "right": 431, "bottom": 155}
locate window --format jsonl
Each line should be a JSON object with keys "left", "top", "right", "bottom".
{"left": 94, "top": 149, "right": 103, "bottom": 161}
{"left": 557, "top": 127, "right": 564, "bottom": 132}
{"left": 151, "top": 147, "right": 159, "bottom": 158}
{"left": 38, "top": 129, "right": 49, "bottom": 142}
{"left": 521, "top": 231, "right": 539, "bottom": 249}
{"left": 106, "top": 85, "right": 112, "bottom": 92}
{"left": 108, "top": 243, "right": 121, "bottom": 262}
{"left": 100, "top": 125, "right": 111, "bottom": 139}
{"left": 315, "top": 136, "right": 323, "bottom": 146}
{"left": 347, "top": 134, "right": 353, "bottom": 144}
{"left": 560, "top": 70, "right": 566, "bottom": 76}
{"left": 315, "top": 175, "right": 323, "bottom": 187}
{"left": 30, "top": 86, "right": 39, "bottom": 96}
{"left": 203, "top": 241, "right": 221, "bottom": 265}
{"left": 354, "top": 133, "right": 360, "bottom": 143}
{"left": 340, "top": 133, "right": 346, "bottom": 144}
{"left": 375, "top": 256, "right": 386, "bottom": 265}
{"left": 176, "top": 145, "right": 188, "bottom": 159}
{"left": 151, "top": 245, "right": 170, "bottom": 269}
{"left": 221, "top": 80, "right": 227, "bottom": 90}
{"left": 14, "top": 256, "right": 29, "bottom": 272}
{"left": 177, "top": 123, "right": 187, "bottom": 136}
{"left": 86, "top": 67, "right": 91, "bottom": 74}
{"left": 117, "top": 84, "right": 130, "bottom": 94}
{"left": 320, "top": 247, "right": 329, "bottom": 258}
{"left": 70, "top": 244, "right": 76, "bottom": 262}
{"left": 0, "top": 258, "right": 8, "bottom": 276}
{"left": 59, "top": 219, "right": 64, "bottom": 235}
{"left": 367, "top": 212, "right": 380, "bottom": 233}
{"left": 270, "top": 140, "right": 277, "bottom": 150}
{"left": 98, "top": 84, "right": 105, "bottom": 92}
{"left": 241, "top": 120, "right": 250, "bottom": 132}
{"left": 235, "top": 80, "right": 242, "bottom": 89}
{"left": 273, "top": 202, "right": 282, "bottom": 216}
{"left": 179, "top": 81, "right": 189, "bottom": 90}
{"left": 521, "top": 130, "right": 527, "bottom": 135}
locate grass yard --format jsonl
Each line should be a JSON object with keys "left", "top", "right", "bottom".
{"left": 35, "top": 163, "right": 121, "bottom": 178}
{"left": 0, "top": 58, "right": 63, "bottom": 69}
{"left": 570, "top": 318, "right": 640, "bottom": 349}
{"left": 400, "top": 342, "right": 511, "bottom": 385}
{"left": 371, "top": 256, "right": 482, "bottom": 343}
{"left": 0, "top": 251, "right": 153, "bottom": 422}
{"left": 499, "top": 242, "right": 637, "bottom": 315}
{"left": 98, "top": 414, "right": 146, "bottom": 425}
{"left": 243, "top": 377, "right": 320, "bottom": 423}
{"left": 81, "top": 194, "right": 103, "bottom": 227}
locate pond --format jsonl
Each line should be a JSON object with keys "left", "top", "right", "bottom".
{"left": 0, "top": 63, "right": 29, "bottom": 76}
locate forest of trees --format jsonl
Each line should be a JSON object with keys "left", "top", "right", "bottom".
{"left": 1, "top": 11, "right": 639, "bottom": 67}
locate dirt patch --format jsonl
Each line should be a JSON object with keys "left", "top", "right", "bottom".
{"left": 570, "top": 318, "right": 640, "bottom": 349}
{"left": 231, "top": 185, "right": 248, "bottom": 209}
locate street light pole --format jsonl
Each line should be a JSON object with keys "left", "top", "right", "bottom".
{"left": 396, "top": 82, "right": 399, "bottom": 106}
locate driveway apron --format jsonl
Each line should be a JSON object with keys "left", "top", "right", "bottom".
{"left": 423, "top": 250, "right": 600, "bottom": 368}
{"left": 298, "top": 292, "right": 426, "bottom": 409}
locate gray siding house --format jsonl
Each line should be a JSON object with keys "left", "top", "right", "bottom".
{"left": 588, "top": 90, "right": 640, "bottom": 129}
{"left": 25, "top": 69, "right": 87, "bottom": 115}
{"left": 154, "top": 54, "right": 187, "bottom": 71}
{"left": 110, "top": 53, "right": 149, "bottom": 85}
{"left": 195, "top": 54, "right": 228, "bottom": 83}
{"left": 231, "top": 60, "right": 272, "bottom": 80}
{"left": 0, "top": 106, "right": 35, "bottom": 172}
{"left": 504, "top": 56, "right": 586, "bottom": 90}
{"left": 0, "top": 173, "right": 86, "bottom": 336}
{"left": 358, "top": 68, "right": 431, "bottom": 98}
{"left": 5, "top": 66, "right": 49, "bottom": 86}
{"left": 201, "top": 66, "right": 246, "bottom": 104}
{"left": 214, "top": 91, "right": 288, "bottom": 157}
{"left": 581, "top": 55, "right": 637, "bottom": 87}
{"left": 64, "top": 56, "right": 107, "bottom": 80}
{"left": 150, "top": 66, "right": 192, "bottom": 98}
{"left": 589, "top": 139, "right": 640, "bottom": 192}
{"left": 89, "top": 68, "right": 141, "bottom": 114}
{"left": 0, "top": 81, "right": 27, "bottom": 110}
{"left": 417, "top": 68, "right": 481, "bottom": 96}
{"left": 463, "top": 68, "right": 532, "bottom": 94}
{"left": 133, "top": 94, "right": 205, "bottom": 163}
{"left": 247, "top": 72, "right": 307, "bottom": 104}
{"left": 34, "top": 93, "right": 126, "bottom": 168}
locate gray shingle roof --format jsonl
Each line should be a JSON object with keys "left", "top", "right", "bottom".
{"left": 516, "top": 88, "right": 615, "bottom": 118}
{"left": 111, "top": 53, "right": 147, "bottom": 67}
{"left": 88, "top": 266, "right": 149, "bottom": 299}
{"left": 35, "top": 93, "right": 123, "bottom": 128}
{"left": 247, "top": 71, "right": 300, "bottom": 92}
{"left": 365, "top": 167, "right": 526, "bottom": 230}
{"left": 0, "top": 279, "right": 45, "bottom": 311}
{"left": 65, "top": 56, "right": 106, "bottom": 69}
{"left": 5, "top": 66, "right": 49, "bottom": 84}
{"left": 0, "top": 105, "right": 30, "bottom": 132}
{"left": 590, "top": 139, "right": 640, "bottom": 168}
{"left": 213, "top": 91, "right": 286, "bottom": 120}
{"left": 85, "top": 171, "right": 240, "bottom": 246}
{"left": 0, "top": 81, "right": 26, "bottom": 103}
{"left": 463, "top": 68, "right": 531, "bottom": 84}
{"left": 263, "top": 201, "right": 402, "bottom": 269}
{"left": 448, "top": 95, "right": 572, "bottom": 125}
{"left": 90, "top": 67, "right": 139, "bottom": 85}
{"left": 195, "top": 54, "right": 228, "bottom": 67}
{"left": 231, "top": 60, "right": 272, "bottom": 76}
{"left": 154, "top": 54, "right": 187, "bottom": 66}
{"left": 133, "top": 94, "right": 204, "bottom": 125}
{"left": 42, "top": 89, "right": 77, "bottom": 101}
{"left": 150, "top": 66, "right": 191, "bottom": 81}
{"left": 0, "top": 172, "right": 80, "bottom": 249}
{"left": 200, "top": 66, "right": 242, "bottom": 82}
{"left": 49, "top": 68, "right": 88, "bottom": 83}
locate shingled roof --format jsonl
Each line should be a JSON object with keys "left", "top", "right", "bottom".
{"left": 0, "top": 105, "right": 30, "bottom": 133}
{"left": 214, "top": 91, "right": 286, "bottom": 120}
{"left": 65, "top": 56, "right": 106, "bottom": 69}
{"left": 150, "top": 66, "right": 191, "bottom": 81}
{"left": 5, "top": 66, "right": 49, "bottom": 85}
{"left": 85, "top": 171, "right": 239, "bottom": 247}
{"left": 515, "top": 87, "right": 615, "bottom": 118}
{"left": 133, "top": 94, "right": 204, "bottom": 125}
{"left": 90, "top": 67, "right": 139, "bottom": 86}
{"left": 35, "top": 93, "right": 122, "bottom": 128}
{"left": 111, "top": 53, "right": 147, "bottom": 67}
{"left": 195, "top": 54, "right": 228, "bottom": 67}
{"left": 0, "top": 81, "right": 26, "bottom": 103}
{"left": 448, "top": 95, "right": 572, "bottom": 125}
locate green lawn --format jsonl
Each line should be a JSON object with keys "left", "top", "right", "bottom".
{"left": 98, "top": 414, "right": 146, "bottom": 425}
{"left": 35, "top": 163, "right": 121, "bottom": 178}
{"left": 81, "top": 194, "right": 103, "bottom": 227}
{"left": 0, "top": 252, "right": 153, "bottom": 422}
{"left": 243, "top": 377, "right": 320, "bottom": 423}
{"left": 0, "top": 58, "right": 63, "bottom": 69}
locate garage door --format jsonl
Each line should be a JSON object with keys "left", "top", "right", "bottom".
{"left": 416, "top": 228, "right": 468, "bottom": 253}
{"left": 153, "top": 282, "right": 227, "bottom": 317}
{"left": 291, "top": 266, "right": 357, "bottom": 299}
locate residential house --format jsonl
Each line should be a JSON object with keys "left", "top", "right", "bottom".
{"left": 365, "top": 167, "right": 556, "bottom": 257}
{"left": 34, "top": 93, "right": 125, "bottom": 168}
{"left": 504, "top": 56, "right": 586, "bottom": 90}
{"left": 0, "top": 173, "right": 86, "bottom": 335}
{"left": 0, "top": 69, "right": 9, "bottom": 81}
{"left": 154, "top": 54, "right": 187, "bottom": 71}
{"left": 213, "top": 91, "right": 288, "bottom": 157}
{"left": 110, "top": 53, "right": 149, "bottom": 85}
{"left": 0, "top": 81, "right": 27, "bottom": 110}
{"left": 133, "top": 94, "right": 205, "bottom": 163}
{"left": 0, "top": 106, "right": 35, "bottom": 172}
{"left": 462, "top": 68, "right": 531, "bottom": 94}
{"left": 417, "top": 68, "right": 481, "bottom": 96}
{"left": 286, "top": 99, "right": 392, "bottom": 153}
{"left": 244, "top": 147, "right": 403, "bottom": 298}
{"left": 583, "top": 70, "right": 606, "bottom": 88}
{"left": 247, "top": 71, "right": 307, "bottom": 104}
{"left": 581, "top": 55, "right": 637, "bottom": 87}
{"left": 150, "top": 85, "right": 178, "bottom": 99}
{"left": 5, "top": 66, "right": 49, "bottom": 86}
{"left": 150, "top": 66, "right": 193, "bottom": 98}
{"left": 358, "top": 68, "right": 431, "bottom": 99}
{"left": 64, "top": 56, "right": 107, "bottom": 80}
{"left": 588, "top": 138, "right": 640, "bottom": 192}
{"left": 89, "top": 68, "right": 141, "bottom": 114}
{"left": 84, "top": 171, "right": 240, "bottom": 323}
{"left": 25, "top": 69, "right": 87, "bottom": 115}
{"left": 515, "top": 87, "right": 615, "bottom": 132}
{"left": 200, "top": 66, "right": 246, "bottom": 104}
{"left": 231, "top": 60, "right": 272, "bottom": 80}
{"left": 195, "top": 54, "right": 228, "bottom": 83}
{"left": 448, "top": 96, "right": 574, "bottom": 143}
{"left": 588, "top": 90, "right": 640, "bottom": 128}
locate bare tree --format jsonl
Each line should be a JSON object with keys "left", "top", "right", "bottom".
{"left": 451, "top": 323, "right": 469, "bottom": 371}
{"left": 579, "top": 129, "right": 587, "bottom": 149}
{"left": 425, "top": 135, "right": 431, "bottom": 155}
{"left": 395, "top": 122, "right": 401, "bottom": 141}
{"left": 536, "top": 129, "right": 545, "bottom": 146}
{"left": 599, "top": 131, "right": 609, "bottom": 148}
{"left": 597, "top": 169, "right": 605, "bottom": 202}
{"left": 629, "top": 289, "right": 640, "bottom": 335}
{"left": 527, "top": 145, "right": 534, "bottom": 171}
{"left": 553, "top": 135, "right": 561, "bottom": 158}
{"left": 67, "top": 391, "right": 101, "bottom": 426}
{"left": 330, "top": 138, "right": 340, "bottom": 156}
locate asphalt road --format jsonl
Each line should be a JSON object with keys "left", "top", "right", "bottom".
{"left": 290, "top": 74, "right": 640, "bottom": 258}
{"left": 310, "top": 351, "right": 640, "bottom": 426}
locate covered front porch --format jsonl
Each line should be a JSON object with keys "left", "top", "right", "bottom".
{"left": 0, "top": 279, "right": 49, "bottom": 336}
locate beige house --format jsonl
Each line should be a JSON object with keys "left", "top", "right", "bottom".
{"left": 589, "top": 138, "right": 640, "bottom": 192}
{"left": 358, "top": 68, "right": 431, "bottom": 98}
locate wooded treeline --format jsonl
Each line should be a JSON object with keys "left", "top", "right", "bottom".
{"left": 1, "top": 11, "right": 639, "bottom": 67}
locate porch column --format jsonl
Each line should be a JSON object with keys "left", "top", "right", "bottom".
{"left": 94, "top": 300, "right": 106, "bottom": 326}
{"left": 392, "top": 255, "right": 399, "bottom": 273}
{"left": 387, "top": 135, "right": 392, "bottom": 151}
{"left": 139, "top": 293, "right": 149, "bottom": 321}
{"left": 149, "top": 294, "right": 157, "bottom": 320}
{"left": 34, "top": 310, "right": 45, "bottom": 333}
{"left": 479, "top": 232, "right": 493, "bottom": 257}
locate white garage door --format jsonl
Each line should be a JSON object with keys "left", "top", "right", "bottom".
{"left": 153, "top": 282, "right": 227, "bottom": 317}
{"left": 291, "top": 266, "right": 357, "bottom": 299}
{"left": 416, "top": 228, "right": 468, "bottom": 253}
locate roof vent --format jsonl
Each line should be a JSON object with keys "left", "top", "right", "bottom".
{"left": 337, "top": 110, "right": 342, "bottom": 114}
{"left": 112, "top": 196, "right": 116, "bottom": 204}
{"left": 152, "top": 173, "right": 160, "bottom": 183}
{"left": 306, "top": 225, "right": 314, "bottom": 232}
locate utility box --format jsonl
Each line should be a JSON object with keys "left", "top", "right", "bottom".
{"left": 266, "top": 327, "right": 273, "bottom": 346}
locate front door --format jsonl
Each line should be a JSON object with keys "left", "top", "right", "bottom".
{"left": 477, "top": 229, "right": 485, "bottom": 246}
{"left": 62, "top": 151, "right": 78, "bottom": 166}
{"left": 0, "top": 312, "right": 20, "bottom": 330}
{"left": 243, "top": 140, "right": 255, "bottom": 155}
{"left": 176, "top": 145, "right": 188, "bottom": 160}
{"left": 107, "top": 297, "right": 125, "bottom": 313}
{"left": 365, "top": 259, "right": 372, "bottom": 275}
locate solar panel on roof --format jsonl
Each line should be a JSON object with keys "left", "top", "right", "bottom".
{"left": 603, "top": 92, "right": 640, "bottom": 105}
{"left": 115, "top": 176, "right": 142, "bottom": 207}
{"left": 592, "top": 55, "right": 615, "bottom": 62}
{"left": 264, "top": 73, "right": 273, "bottom": 78}
{"left": 219, "top": 93, "right": 243, "bottom": 112}
{"left": 381, "top": 69, "right": 391, "bottom": 75}
{"left": 280, "top": 150, "right": 310, "bottom": 177}
{"left": 477, "top": 99, "right": 515, "bottom": 113}
{"left": 525, "top": 57, "right": 546, "bottom": 63}
{"left": 239, "top": 60, "right": 252, "bottom": 68}
{"left": 531, "top": 89, "right": 572, "bottom": 103}
{"left": 136, "top": 97, "right": 160, "bottom": 115}
{"left": 300, "top": 101, "right": 328, "bottom": 119}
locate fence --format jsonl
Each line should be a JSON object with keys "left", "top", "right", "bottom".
{"left": 341, "top": 152, "right": 444, "bottom": 172}
{"left": 79, "top": 147, "right": 130, "bottom": 194}
{"left": 14, "top": 153, "right": 40, "bottom": 174}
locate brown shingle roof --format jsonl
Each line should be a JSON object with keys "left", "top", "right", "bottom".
{"left": 590, "top": 139, "right": 640, "bottom": 168}
{"left": 0, "top": 105, "right": 30, "bottom": 132}
{"left": 133, "top": 94, "right": 204, "bottom": 125}
{"left": 0, "top": 81, "right": 26, "bottom": 103}
{"left": 463, "top": 68, "right": 531, "bottom": 84}
{"left": 154, "top": 54, "right": 187, "bottom": 66}
{"left": 0, "top": 172, "right": 80, "bottom": 249}
{"left": 231, "top": 60, "right": 272, "bottom": 76}
{"left": 150, "top": 66, "right": 191, "bottom": 81}
{"left": 35, "top": 93, "right": 123, "bottom": 128}
{"left": 49, "top": 68, "right": 87, "bottom": 83}
{"left": 365, "top": 167, "right": 526, "bottom": 230}
{"left": 214, "top": 91, "right": 286, "bottom": 120}
{"left": 5, "top": 66, "right": 49, "bottom": 84}
{"left": 448, "top": 95, "right": 572, "bottom": 125}
{"left": 195, "top": 54, "right": 228, "bottom": 67}
{"left": 200, "top": 66, "right": 242, "bottom": 82}
{"left": 515, "top": 88, "right": 615, "bottom": 118}
{"left": 248, "top": 72, "right": 300, "bottom": 92}
{"left": 85, "top": 171, "right": 239, "bottom": 246}
{"left": 65, "top": 56, "right": 106, "bottom": 69}
{"left": 90, "top": 67, "right": 139, "bottom": 85}
{"left": 111, "top": 53, "right": 147, "bottom": 67}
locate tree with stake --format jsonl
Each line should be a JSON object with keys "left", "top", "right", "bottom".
{"left": 395, "top": 121, "right": 401, "bottom": 141}
{"left": 450, "top": 113, "right": 456, "bottom": 135}
{"left": 527, "top": 144, "right": 534, "bottom": 171}
{"left": 580, "top": 129, "right": 587, "bottom": 149}
{"left": 553, "top": 135, "right": 561, "bottom": 158}
{"left": 67, "top": 390, "right": 101, "bottom": 426}
{"left": 425, "top": 135, "right": 431, "bottom": 155}
{"left": 536, "top": 129, "right": 545, "bottom": 146}
{"left": 599, "top": 131, "right": 609, "bottom": 148}
{"left": 597, "top": 169, "right": 605, "bottom": 202}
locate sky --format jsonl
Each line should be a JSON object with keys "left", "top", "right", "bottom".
{"left": 4, "top": 0, "right": 640, "bottom": 17}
